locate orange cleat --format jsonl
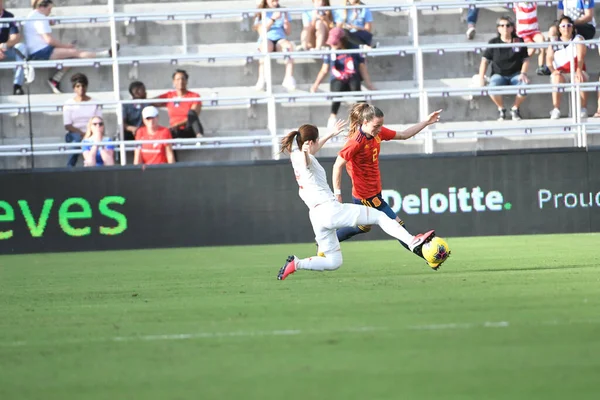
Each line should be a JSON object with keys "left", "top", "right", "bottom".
{"left": 409, "top": 230, "right": 436, "bottom": 258}
{"left": 277, "top": 255, "right": 298, "bottom": 280}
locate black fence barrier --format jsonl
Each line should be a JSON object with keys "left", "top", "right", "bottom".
{"left": 1, "top": 148, "right": 599, "bottom": 255}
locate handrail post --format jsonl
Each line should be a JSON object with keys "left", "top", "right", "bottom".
{"left": 182, "top": 20, "right": 188, "bottom": 55}
{"left": 108, "top": 0, "right": 125, "bottom": 165}
{"left": 410, "top": 3, "right": 430, "bottom": 153}
{"left": 568, "top": 43, "right": 582, "bottom": 147}
{"left": 260, "top": 10, "right": 279, "bottom": 159}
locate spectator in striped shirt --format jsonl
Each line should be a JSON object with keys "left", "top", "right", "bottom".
{"left": 513, "top": 2, "right": 550, "bottom": 75}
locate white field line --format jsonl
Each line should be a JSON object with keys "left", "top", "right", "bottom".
{"left": 3, "top": 319, "right": 598, "bottom": 348}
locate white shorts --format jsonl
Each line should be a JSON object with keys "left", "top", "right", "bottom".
{"left": 309, "top": 201, "right": 375, "bottom": 254}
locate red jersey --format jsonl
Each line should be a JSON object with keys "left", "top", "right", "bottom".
{"left": 157, "top": 90, "right": 201, "bottom": 129}
{"left": 135, "top": 126, "right": 172, "bottom": 165}
{"left": 339, "top": 126, "right": 396, "bottom": 199}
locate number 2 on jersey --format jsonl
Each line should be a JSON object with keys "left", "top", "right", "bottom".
{"left": 372, "top": 148, "right": 378, "bottom": 162}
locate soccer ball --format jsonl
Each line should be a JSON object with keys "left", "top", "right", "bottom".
{"left": 422, "top": 237, "right": 450, "bottom": 267}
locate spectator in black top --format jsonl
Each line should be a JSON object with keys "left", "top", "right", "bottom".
{"left": 309, "top": 27, "right": 374, "bottom": 129}
{"left": 122, "top": 81, "right": 146, "bottom": 140}
{"left": 0, "top": 0, "right": 26, "bottom": 94}
{"left": 478, "top": 16, "right": 530, "bottom": 121}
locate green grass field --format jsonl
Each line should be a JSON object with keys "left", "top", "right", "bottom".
{"left": 1, "top": 233, "right": 599, "bottom": 400}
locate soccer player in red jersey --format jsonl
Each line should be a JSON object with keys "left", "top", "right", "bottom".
{"left": 332, "top": 103, "right": 443, "bottom": 266}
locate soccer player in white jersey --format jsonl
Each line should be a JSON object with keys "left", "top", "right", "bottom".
{"left": 277, "top": 121, "right": 435, "bottom": 281}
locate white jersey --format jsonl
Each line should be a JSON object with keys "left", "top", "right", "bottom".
{"left": 290, "top": 149, "right": 336, "bottom": 209}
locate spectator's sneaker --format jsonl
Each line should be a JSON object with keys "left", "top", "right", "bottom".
{"left": 536, "top": 65, "right": 551, "bottom": 76}
{"left": 510, "top": 107, "right": 522, "bottom": 121}
{"left": 282, "top": 76, "right": 296, "bottom": 91}
{"left": 295, "top": 44, "right": 306, "bottom": 51}
{"left": 580, "top": 108, "right": 588, "bottom": 119}
{"left": 47, "top": 79, "right": 62, "bottom": 94}
{"left": 255, "top": 78, "right": 266, "bottom": 91}
{"left": 466, "top": 27, "right": 476, "bottom": 40}
{"left": 277, "top": 255, "right": 298, "bottom": 280}
{"left": 409, "top": 230, "right": 435, "bottom": 258}
{"left": 13, "top": 85, "right": 24, "bottom": 95}
{"left": 497, "top": 108, "right": 506, "bottom": 121}
{"left": 550, "top": 108, "right": 561, "bottom": 120}
{"left": 327, "top": 115, "right": 337, "bottom": 130}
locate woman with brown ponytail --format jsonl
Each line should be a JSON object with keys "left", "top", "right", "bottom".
{"left": 277, "top": 119, "right": 436, "bottom": 281}
{"left": 331, "top": 103, "right": 444, "bottom": 269}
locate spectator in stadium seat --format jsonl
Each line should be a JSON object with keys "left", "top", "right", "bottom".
{"left": 334, "top": 0, "right": 374, "bottom": 48}
{"left": 63, "top": 73, "right": 102, "bottom": 167}
{"left": 547, "top": 16, "right": 589, "bottom": 119}
{"left": 156, "top": 70, "right": 204, "bottom": 139}
{"left": 310, "top": 27, "right": 374, "bottom": 129}
{"left": 82, "top": 116, "right": 114, "bottom": 167}
{"left": 134, "top": 106, "right": 175, "bottom": 165}
{"left": 24, "top": 0, "right": 118, "bottom": 94}
{"left": 299, "top": 0, "right": 334, "bottom": 51}
{"left": 513, "top": 2, "right": 550, "bottom": 76}
{"left": 254, "top": 0, "right": 296, "bottom": 91}
{"left": 549, "top": 0, "right": 596, "bottom": 41}
{"left": 123, "top": 81, "right": 146, "bottom": 141}
{"left": 478, "top": 16, "right": 529, "bottom": 121}
{"left": 0, "top": 0, "right": 27, "bottom": 95}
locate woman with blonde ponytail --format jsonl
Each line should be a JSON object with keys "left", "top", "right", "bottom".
{"left": 331, "top": 103, "right": 445, "bottom": 269}
{"left": 277, "top": 119, "right": 436, "bottom": 281}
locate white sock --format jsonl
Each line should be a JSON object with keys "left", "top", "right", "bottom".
{"left": 296, "top": 252, "right": 342, "bottom": 271}
{"left": 97, "top": 50, "right": 110, "bottom": 58}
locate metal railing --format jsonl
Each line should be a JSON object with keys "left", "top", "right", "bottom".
{"left": 1, "top": 0, "right": 597, "bottom": 164}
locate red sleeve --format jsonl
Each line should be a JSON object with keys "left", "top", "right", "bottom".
{"left": 157, "top": 92, "right": 171, "bottom": 99}
{"left": 190, "top": 92, "right": 202, "bottom": 108}
{"left": 338, "top": 138, "right": 362, "bottom": 161}
{"left": 379, "top": 126, "right": 396, "bottom": 141}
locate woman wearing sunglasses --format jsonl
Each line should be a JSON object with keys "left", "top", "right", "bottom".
{"left": 546, "top": 16, "right": 588, "bottom": 120}
{"left": 478, "top": 16, "right": 529, "bottom": 121}
{"left": 81, "top": 117, "right": 115, "bottom": 167}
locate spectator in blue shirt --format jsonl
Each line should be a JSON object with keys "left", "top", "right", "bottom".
{"left": 309, "top": 27, "right": 374, "bottom": 129}
{"left": 253, "top": 0, "right": 296, "bottom": 91}
{"left": 123, "top": 81, "right": 146, "bottom": 140}
{"left": 0, "top": 0, "right": 26, "bottom": 94}
{"left": 334, "top": 0, "right": 374, "bottom": 47}
{"left": 549, "top": 0, "right": 596, "bottom": 41}
{"left": 82, "top": 116, "right": 115, "bottom": 167}
{"left": 299, "top": 0, "right": 334, "bottom": 51}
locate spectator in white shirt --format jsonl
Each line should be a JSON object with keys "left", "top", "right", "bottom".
{"left": 63, "top": 73, "right": 102, "bottom": 167}
{"left": 24, "top": 0, "right": 118, "bottom": 94}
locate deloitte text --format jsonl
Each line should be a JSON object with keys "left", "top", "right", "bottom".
{"left": 538, "top": 189, "right": 600, "bottom": 209}
{"left": 0, "top": 196, "right": 127, "bottom": 240}
{"left": 382, "top": 187, "right": 510, "bottom": 215}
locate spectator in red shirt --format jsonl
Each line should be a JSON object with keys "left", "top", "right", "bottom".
{"left": 134, "top": 106, "right": 175, "bottom": 165}
{"left": 156, "top": 69, "right": 204, "bottom": 139}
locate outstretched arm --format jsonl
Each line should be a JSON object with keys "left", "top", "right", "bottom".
{"left": 392, "top": 109, "right": 442, "bottom": 140}
{"left": 332, "top": 156, "right": 347, "bottom": 202}
{"left": 313, "top": 119, "right": 346, "bottom": 153}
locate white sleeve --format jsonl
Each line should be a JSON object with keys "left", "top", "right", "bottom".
{"left": 33, "top": 19, "right": 51, "bottom": 35}
{"left": 63, "top": 105, "right": 73, "bottom": 126}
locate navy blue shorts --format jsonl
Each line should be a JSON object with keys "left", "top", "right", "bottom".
{"left": 30, "top": 45, "right": 55, "bottom": 61}
{"left": 351, "top": 192, "right": 403, "bottom": 225}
